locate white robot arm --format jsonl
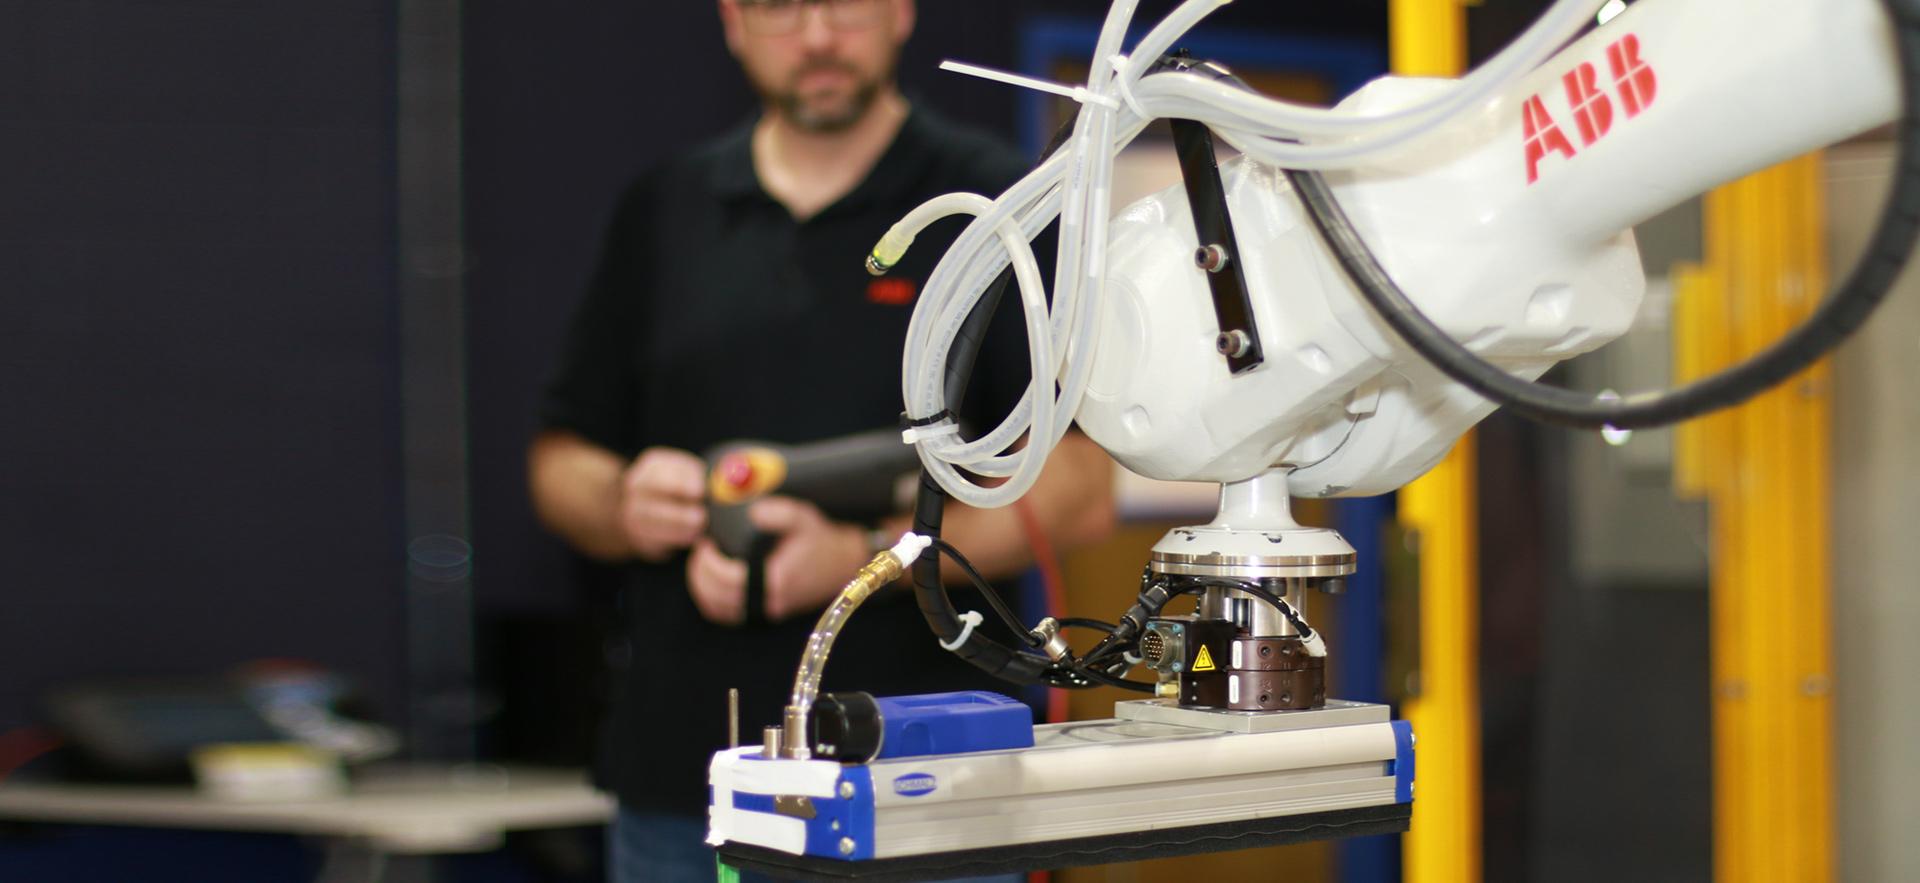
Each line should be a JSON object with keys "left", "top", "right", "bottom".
{"left": 1082, "top": 0, "right": 1899, "bottom": 498}
{"left": 901, "top": 0, "right": 1901, "bottom": 501}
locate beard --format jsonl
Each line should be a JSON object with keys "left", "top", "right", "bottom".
{"left": 762, "top": 58, "right": 891, "bottom": 133}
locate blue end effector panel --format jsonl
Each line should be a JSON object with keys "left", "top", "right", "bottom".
{"left": 873, "top": 691, "right": 1033, "bottom": 759}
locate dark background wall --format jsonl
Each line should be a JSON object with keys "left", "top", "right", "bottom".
{"left": 0, "top": 0, "right": 1389, "bottom": 759}
{"left": 0, "top": 0, "right": 404, "bottom": 730}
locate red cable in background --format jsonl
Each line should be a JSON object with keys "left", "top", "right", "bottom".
{"left": 0, "top": 726, "right": 63, "bottom": 786}
{"left": 1010, "top": 498, "right": 1066, "bottom": 726}
{"left": 1011, "top": 498, "right": 1062, "bottom": 883}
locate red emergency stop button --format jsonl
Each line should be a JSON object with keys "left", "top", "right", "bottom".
{"left": 719, "top": 454, "right": 754, "bottom": 490}
{"left": 709, "top": 447, "right": 787, "bottom": 505}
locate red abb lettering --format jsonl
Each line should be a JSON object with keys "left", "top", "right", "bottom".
{"left": 1525, "top": 32, "right": 1657, "bottom": 184}
{"left": 1560, "top": 62, "right": 1613, "bottom": 146}
{"left": 1522, "top": 96, "right": 1577, "bottom": 185}
{"left": 1606, "top": 33, "right": 1657, "bottom": 117}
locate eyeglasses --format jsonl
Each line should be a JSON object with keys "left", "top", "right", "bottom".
{"left": 735, "top": 0, "right": 887, "bottom": 37}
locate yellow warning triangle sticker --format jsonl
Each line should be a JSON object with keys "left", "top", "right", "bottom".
{"left": 1192, "top": 645, "right": 1217, "bottom": 672}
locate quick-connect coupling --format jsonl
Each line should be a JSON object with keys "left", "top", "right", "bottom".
{"left": 1030, "top": 617, "right": 1071, "bottom": 662}
{"left": 865, "top": 225, "right": 916, "bottom": 277}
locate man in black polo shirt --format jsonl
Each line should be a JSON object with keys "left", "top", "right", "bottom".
{"left": 528, "top": 1, "right": 1115, "bottom": 880}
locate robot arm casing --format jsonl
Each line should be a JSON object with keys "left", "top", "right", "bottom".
{"left": 1079, "top": 75, "right": 1646, "bottom": 495}
{"left": 1075, "top": 0, "right": 1898, "bottom": 496}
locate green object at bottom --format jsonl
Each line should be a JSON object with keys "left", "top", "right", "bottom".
{"left": 716, "top": 857, "right": 740, "bottom": 883}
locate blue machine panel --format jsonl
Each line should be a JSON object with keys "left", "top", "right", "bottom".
{"left": 873, "top": 691, "right": 1034, "bottom": 759}
{"left": 1390, "top": 719, "right": 1416, "bottom": 804}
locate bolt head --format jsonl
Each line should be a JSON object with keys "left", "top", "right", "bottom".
{"left": 1195, "top": 244, "right": 1229, "bottom": 273}
{"left": 838, "top": 781, "right": 855, "bottom": 799}
{"left": 1215, "top": 330, "right": 1251, "bottom": 357}
{"left": 838, "top": 837, "right": 856, "bottom": 856}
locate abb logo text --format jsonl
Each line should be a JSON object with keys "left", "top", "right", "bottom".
{"left": 1523, "top": 33, "right": 1658, "bottom": 184}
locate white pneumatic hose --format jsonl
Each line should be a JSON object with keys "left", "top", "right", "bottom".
{"left": 892, "top": 0, "right": 1141, "bottom": 508}
{"left": 899, "top": 194, "right": 1057, "bottom": 505}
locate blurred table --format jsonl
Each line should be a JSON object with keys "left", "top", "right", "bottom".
{"left": 0, "top": 764, "right": 614, "bottom": 881}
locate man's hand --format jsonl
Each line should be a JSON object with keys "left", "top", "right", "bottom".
{"left": 618, "top": 447, "right": 707, "bottom": 562}
{"left": 686, "top": 538, "right": 748, "bottom": 625}
{"left": 752, "top": 497, "right": 869, "bottom": 621}
{"left": 683, "top": 496, "right": 869, "bottom": 626}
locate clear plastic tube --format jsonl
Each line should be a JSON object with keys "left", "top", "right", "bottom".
{"left": 900, "top": 119, "right": 1152, "bottom": 501}
{"left": 893, "top": 190, "right": 1061, "bottom": 501}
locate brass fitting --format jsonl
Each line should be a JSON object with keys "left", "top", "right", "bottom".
{"left": 779, "top": 535, "right": 931, "bottom": 759}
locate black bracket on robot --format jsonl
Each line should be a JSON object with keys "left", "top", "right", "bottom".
{"left": 1157, "top": 54, "right": 1266, "bottom": 375}
{"left": 1171, "top": 116, "right": 1265, "bottom": 375}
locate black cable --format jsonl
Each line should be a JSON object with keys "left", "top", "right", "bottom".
{"left": 904, "top": 242, "right": 1048, "bottom": 686}
{"left": 926, "top": 537, "right": 1041, "bottom": 648}
{"left": 1078, "top": 577, "right": 1320, "bottom": 670}
{"left": 1183, "top": 577, "right": 1318, "bottom": 639}
{"left": 1283, "top": 0, "right": 1920, "bottom": 430}
{"left": 1074, "top": 666, "right": 1156, "bottom": 693}
{"left": 901, "top": 115, "right": 1086, "bottom": 688}
{"left": 1079, "top": 575, "right": 1182, "bottom": 666}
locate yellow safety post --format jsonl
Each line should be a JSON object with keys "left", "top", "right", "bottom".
{"left": 1390, "top": 0, "right": 1466, "bottom": 79}
{"left": 1672, "top": 155, "right": 1834, "bottom": 883}
{"left": 1399, "top": 434, "right": 1480, "bottom": 883}
{"left": 1390, "top": 1, "right": 1477, "bottom": 882}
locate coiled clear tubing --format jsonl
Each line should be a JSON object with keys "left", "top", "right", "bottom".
{"left": 895, "top": 0, "right": 1607, "bottom": 508}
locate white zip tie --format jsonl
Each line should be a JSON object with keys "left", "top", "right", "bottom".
{"left": 1108, "top": 54, "right": 1150, "bottom": 120}
{"left": 901, "top": 421, "right": 960, "bottom": 445}
{"left": 939, "top": 610, "right": 985, "bottom": 652}
{"left": 939, "top": 60, "right": 1120, "bottom": 109}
